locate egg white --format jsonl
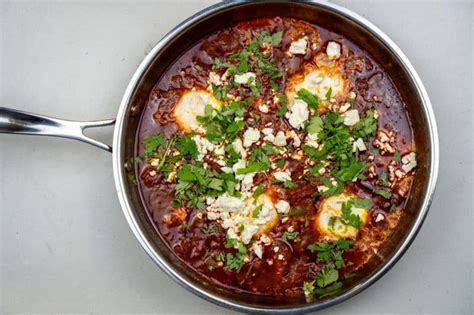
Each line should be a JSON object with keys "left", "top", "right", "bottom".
{"left": 173, "top": 90, "right": 222, "bottom": 134}
{"left": 313, "top": 192, "right": 369, "bottom": 241}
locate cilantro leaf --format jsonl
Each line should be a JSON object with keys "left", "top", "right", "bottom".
{"left": 297, "top": 88, "right": 320, "bottom": 109}
{"left": 176, "top": 135, "right": 198, "bottom": 159}
{"left": 143, "top": 134, "right": 166, "bottom": 156}
{"left": 306, "top": 116, "right": 323, "bottom": 134}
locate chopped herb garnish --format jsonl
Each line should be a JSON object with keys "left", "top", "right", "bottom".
{"left": 297, "top": 88, "right": 320, "bottom": 109}
{"left": 374, "top": 188, "right": 392, "bottom": 199}
{"left": 282, "top": 231, "right": 301, "bottom": 241}
{"left": 394, "top": 151, "right": 401, "bottom": 163}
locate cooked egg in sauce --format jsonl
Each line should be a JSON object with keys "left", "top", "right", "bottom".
{"left": 135, "top": 17, "right": 416, "bottom": 298}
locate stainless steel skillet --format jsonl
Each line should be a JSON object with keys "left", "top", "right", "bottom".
{"left": 0, "top": 1, "right": 439, "bottom": 313}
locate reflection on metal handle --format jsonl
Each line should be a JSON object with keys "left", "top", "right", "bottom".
{"left": 0, "top": 107, "right": 115, "bottom": 152}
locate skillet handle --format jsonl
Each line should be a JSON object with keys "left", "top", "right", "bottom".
{"left": 0, "top": 107, "right": 115, "bottom": 152}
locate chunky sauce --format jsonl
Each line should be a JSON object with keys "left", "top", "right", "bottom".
{"left": 135, "top": 18, "right": 415, "bottom": 298}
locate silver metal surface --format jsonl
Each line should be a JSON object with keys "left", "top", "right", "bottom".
{"left": 0, "top": 107, "right": 115, "bottom": 152}
{"left": 112, "top": 0, "right": 439, "bottom": 313}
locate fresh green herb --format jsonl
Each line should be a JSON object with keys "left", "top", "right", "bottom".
{"left": 176, "top": 135, "right": 198, "bottom": 159}
{"left": 207, "top": 263, "right": 216, "bottom": 271}
{"left": 275, "top": 158, "right": 286, "bottom": 168}
{"left": 252, "top": 185, "right": 265, "bottom": 200}
{"left": 282, "top": 231, "right": 301, "bottom": 241}
{"left": 252, "top": 204, "right": 263, "bottom": 218}
{"left": 216, "top": 252, "right": 225, "bottom": 262}
{"left": 394, "top": 151, "right": 401, "bottom": 163}
{"left": 325, "top": 87, "right": 333, "bottom": 100}
{"left": 236, "top": 161, "right": 269, "bottom": 175}
{"left": 306, "top": 116, "right": 323, "bottom": 135}
{"left": 379, "top": 171, "right": 389, "bottom": 186}
{"left": 374, "top": 188, "right": 392, "bottom": 199}
{"left": 127, "top": 173, "right": 137, "bottom": 186}
{"left": 277, "top": 94, "right": 288, "bottom": 117}
{"left": 353, "top": 111, "right": 377, "bottom": 141}
{"left": 225, "top": 242, "right": 247, "bottom": 272}
{"left": 283, "top": 180, "right": 298, "bottom": 189}
{"left": 316, "top": 264, "right": 339, "bottom": 287}
{"left": 297, "top": 88, "right": 320, "bottom": 109}
{"left": 340, "top": 201, "right": 361, "bottom": 228}
{"left": 389, "top": 204, "right": 397, "bottom": 213}
{"left": 143, "top": 134, "right": 166, "bottom": 156}
{"left": 283, "top": 207, "right": 306, "bottom": 218}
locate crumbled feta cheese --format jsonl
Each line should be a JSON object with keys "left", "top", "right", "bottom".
{"left": 317, "top": 185, "right": 329, "bottom": 193}
{"left": 305, "top": 133, "right": 319, "bottom": 148}
{"left": 289, "top": 37, "right": 308, "bottom": 55}
{"left": 241, "top": 224, "right": 259, "bottom": 244}
{"left": 274, "top": 131, "right": 287, "bottom": 146}
{"left": 216, "top": 159, "right": 226, "bottom": 167}
{"left": 234, "top": 72, "right": 256, "bottom": 85}
{"left": 243, "top": 128, "right": 261, "bottom": 147}
{"left": 232, "top": 159, "right": 246, "bottom": 179}
{"left": 339, "top": 103, "right": 351, "bottom": 113}
{"left": 288, "top": 99, "right": 309, "bottom": 129}
{"left": 214, "top": 145, "right": 225, "bottom": 156}
{"left": 252, "top": 243, "right": 263, "bottom": 259}
{"left": 208, "top": 71, "right": 222, "bottom": 86}
{"left": 326, "top": 41, "right": 341, "bottom": 59}
{"left": 221, "top": 166, "right": 233, "bottom": 173}
{"left": 375, "top": 213, "right": 385, "bottom": 222}
{"left": 193, "top": 135, "right": 215, "bottom": 161}
{"left": 275, "top": 200, "right": 290, "bottom": 214}
{"left": 273, "top": 246, "right": 280, "bottom": 253}
{"left": 290, "top": 131, "right": 301, "bottom": 147}
{"left": 232, "top": 138, "right": 247, "bottom": 158}
{"left": 264, "top": 134, "right": 275, "bottom": 143}
{"left": 262, "top": 128, "right": 274, "bottom": 135}
{"left": 150, "top": 158, "right": 160, "bottom": 167}
{"left": 343, "top": 109, "right": 360, "bottom": 126}
{"left": 258, "top": 104, "right": 269, "bottom": 113}
{"left": 401, "top": 152, "right": 417, "bottom": 172}
{"left": 215, "top": 194, "right": 245, "bottom": 212}
{"left": 353, "top": 138, "right": 367, "bottom": 152}
{"left": 277, "top": 254, "right": 284, "bottom": 260}
{"left": 240, "top": 173, "right": 255, "bottom": 194}
{"left": 260, "top": 235, "right": 272, "bottom": 246}
{"left": 274, "top": 171, "right": 292, "bottom": 182}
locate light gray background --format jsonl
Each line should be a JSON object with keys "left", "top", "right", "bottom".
{"left": 1, "top": 0, "right": 472, "bottom": 314}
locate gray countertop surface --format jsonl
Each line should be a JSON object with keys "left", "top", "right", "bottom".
{"left": 1, "top": 0, "right": 472, "bottom": 314}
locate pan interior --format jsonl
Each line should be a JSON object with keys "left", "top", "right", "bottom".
{"left": 116, "top": 1, "right": 434, "bottom": 311}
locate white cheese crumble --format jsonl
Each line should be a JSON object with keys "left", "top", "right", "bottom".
{"left": 274, "top": 131, "right": 287, "bottom": 146}
{"left": 401, "top": 152, "right": 417, "bottom": 172}
{"left": 306, "top": 133, "right": 319, "bottom": 148}
{"left": 208, "top": 71, "right": 222, "bottom": 86}
{"left": 252, "top": 242, "right": 263, "bottom": 259}
{"left": 215, "top": 194, "right": 245, "bottom": 212}
{"left": 234, "top": 72, "right": 256, "bottom": 85}
{"left": 375, "top": 213, "right": 385, "bottom": 222}
{"left": 192, "top": 135, "right": 215, "bottom": 161}
{"left": 343, "top": 109, "right": 360, "bottom": 126}
{"left": 241, "top": 224, "right": 259, "bottom": 244}
{"left": 274, "top": 171, "right": 292, "bottom": 182}
{"left": 243, "top": 128, "right": 261, "bottom": 147}
{"left": 288, "top": 99, "right": 309, "bottom": 129}
{"left": 326, "top": 41, "right": 341, "bottom": 59}
{"left": 275, "top": 200, "right": 290, "bottom": 214}
{"left": 289, "top": 37, "right": 308, "bottom": 55}
{"left": 258, "top": 104, "right": 269, "bottom": 113}
{"left": 232, "top": 138, "right": 247, "bottom": 158}
{"left": 353, "top": 138, "right": 367, "bottom": 152}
